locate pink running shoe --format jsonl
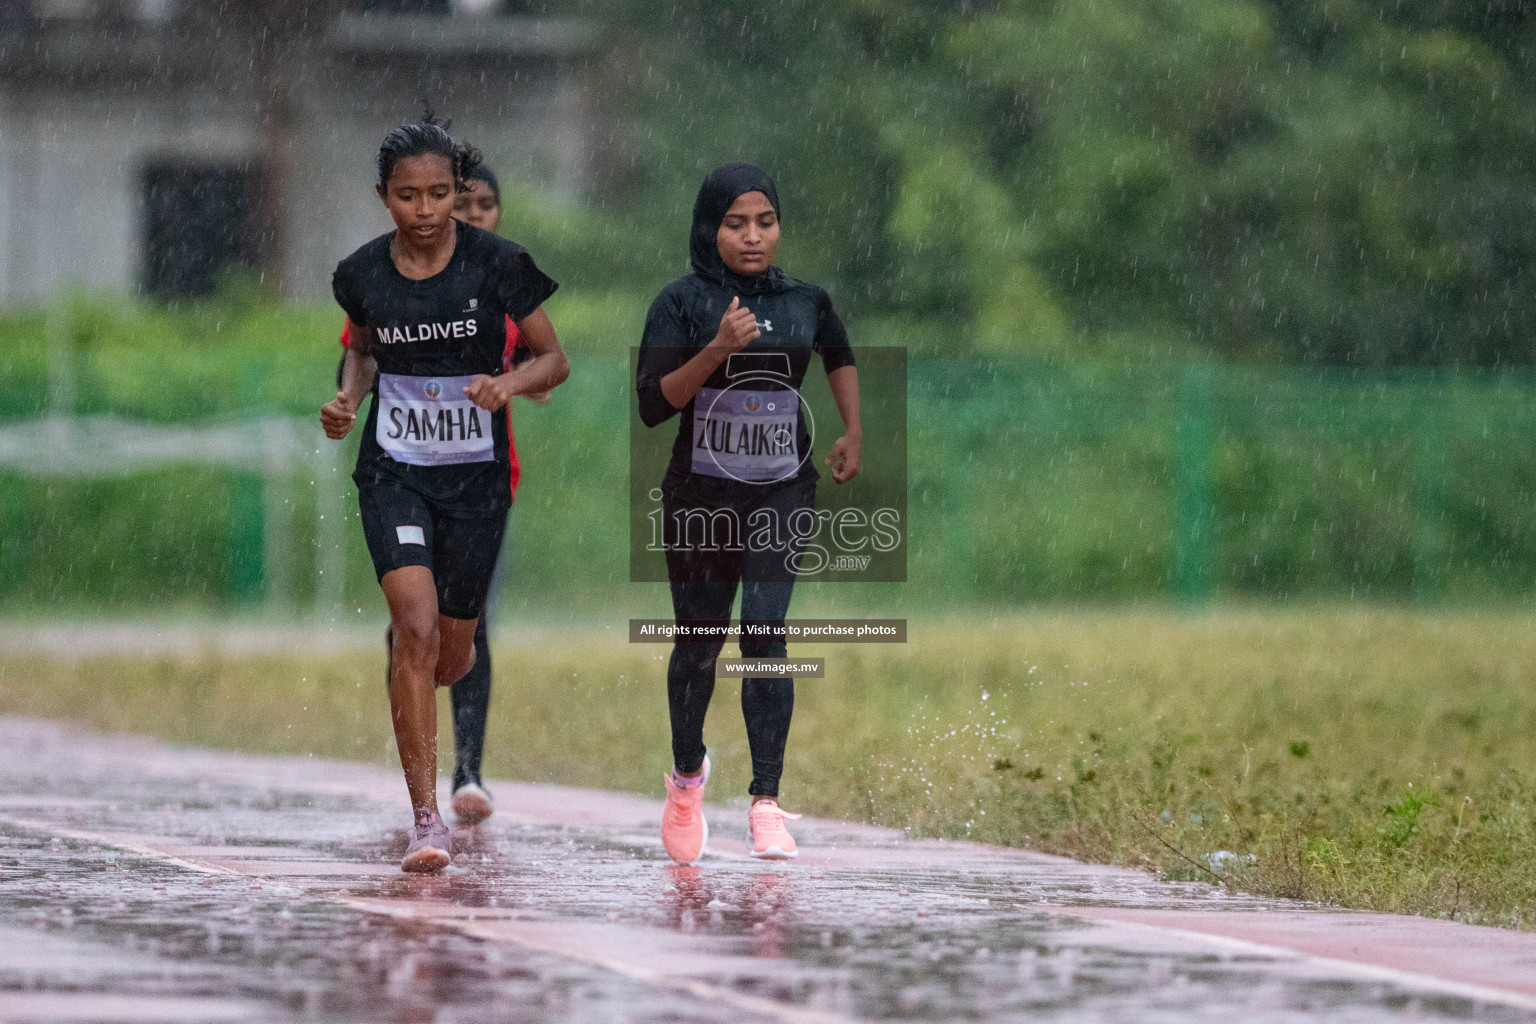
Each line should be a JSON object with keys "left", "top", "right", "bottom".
{"left": 660, "top": 755, "right": 710, "bottom": 865}
{"left": 748, "top": 799, "right": 802, "bottom": 860}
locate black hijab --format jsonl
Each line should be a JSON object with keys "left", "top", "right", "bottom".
{"left": 689, "top": 163, "right": 787, "bottom": 296}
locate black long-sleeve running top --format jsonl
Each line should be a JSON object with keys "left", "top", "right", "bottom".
{"left": 636, "top": 163, "right": 854, "bottom": 503}
{"left": 637, "top": 277, "right": 854, "bottom": 499}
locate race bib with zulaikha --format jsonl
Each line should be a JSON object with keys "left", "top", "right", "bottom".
{"left": 376, "top": 373, "right": 494, "bottom": 466}
{"left": 692, "top": 386, "right": 800, "bottom": 482}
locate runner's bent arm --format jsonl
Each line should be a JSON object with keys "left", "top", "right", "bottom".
{"left": 658, "top": 296, "right": 760, "bottom": 411}
{"left": 321, "top": 321, "right": 377, "bottom": 440}
{"left": 816, "top": 292, "right": 860, "bottom": 483}
{"left": 463, "top": 306, "right": 567, "bottom": 412}
{"left": 824, "top": 365, "right": 862, "bottom": 484}
{"left": 636, "top": 293, "right": 690, "bottom": 426}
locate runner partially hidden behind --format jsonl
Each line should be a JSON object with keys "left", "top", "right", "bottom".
{"left": 636, "top": 163, "right": 863, "bottom": 863}
{"left": 321, "top": 115, "right": 567, "bottom": 872}
{"left": 337, "top": 162, "right": 546, "bottom": 826}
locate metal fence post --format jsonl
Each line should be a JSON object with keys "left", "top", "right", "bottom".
{"left": 1175, "top": 365, "right": 1215, "bottom": 605}
{"left": 314, "top": 437, "right": 347, "bottom": 622}
{"left": 262, "top": 419, "right": 295, "bottom": 611}
{"left": 229, "top": 470, "right": 265, "bottom": 604}
{"left": 228, "top": 368, "right": 267, "bottom": 605}
{"left": 1412, "top": 398, "right": 1446, "bottom": 604}
{"left": 0, "top": 473, "right": 21, "bottom": 594}
{"left": 944, "top": 450, "right": 977, "bottom": 603}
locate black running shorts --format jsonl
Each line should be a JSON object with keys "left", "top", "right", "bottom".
{"left": 357, "top": 483, "right": 508, "bottom": 620}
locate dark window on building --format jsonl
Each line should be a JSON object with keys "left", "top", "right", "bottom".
{"left": 354, "top": 0, "right": 451, "bottom": 13}
{"left": 142, "top": 163, "right": 267, "bottom": 297}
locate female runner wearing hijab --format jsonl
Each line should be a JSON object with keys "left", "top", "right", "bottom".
{"left": 636, "top": 163, "right": 862, "bottom": 862}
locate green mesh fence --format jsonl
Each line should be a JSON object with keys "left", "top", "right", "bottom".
{"left": 4, "top": 358, "right": 1536, "bottom": 610}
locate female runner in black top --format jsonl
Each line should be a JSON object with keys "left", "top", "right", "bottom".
{"left": 342, "top": 162, "right": 546, "bottom": 827}
{"left": 321, "top": 117, "right": 568, "bottom": 872}
{"left": 636, "top": 163, "right": 862, "bottom": 863}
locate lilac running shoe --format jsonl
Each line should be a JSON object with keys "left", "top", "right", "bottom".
{"left": 402, "top": 807, "right": 453, "bottom": 873}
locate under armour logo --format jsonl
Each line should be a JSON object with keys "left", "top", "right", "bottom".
{"left": 756, "top": 319, "right": 773, "bottom": 332}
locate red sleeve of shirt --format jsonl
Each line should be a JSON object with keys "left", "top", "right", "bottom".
{"left": 503, "top": 313, "right": 522, "bottom": 501}
{"left": 340, "top": 320, "right": 351, "bottom": 349}
{"left": 502, "top": 313, "right": 520, "bottom": 371}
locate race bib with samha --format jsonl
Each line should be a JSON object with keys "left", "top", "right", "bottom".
{"left": 376, "top": 373, "right": 494, "bottom": 466}
{"left": 692, "top": 387, "right": 800, "bottom": 482}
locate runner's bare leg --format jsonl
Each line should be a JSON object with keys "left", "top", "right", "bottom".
{"left": 380, "top": 567, "right": 479, "bottom": 813}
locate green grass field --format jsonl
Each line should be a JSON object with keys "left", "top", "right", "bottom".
{"left": 4, "top": 608, "right": 1533, "bottom": 928}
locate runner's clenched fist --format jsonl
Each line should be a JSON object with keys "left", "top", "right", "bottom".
{"left": 710, "top": 296, "right": 760, "bottom": 354}
{"left": 463, "top": 374, "right": 511, "bottom": 412}
{"left": 320, "top": 391, "right": 357, "bottom": 439}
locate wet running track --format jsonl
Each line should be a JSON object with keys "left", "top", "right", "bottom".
{"left": 2, "top": 717, "right": 1535, "bottom": 1023}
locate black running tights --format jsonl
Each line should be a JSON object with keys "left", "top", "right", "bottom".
{"left": 668, "top": 578, "right": 795, "bottom": 798}
{"left": 450, "top": 616, "right": 492, "bottom": 791}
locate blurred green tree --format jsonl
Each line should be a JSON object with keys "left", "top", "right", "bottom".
{"left": 574, "top": 0, "right": 1535, "bottom": 364}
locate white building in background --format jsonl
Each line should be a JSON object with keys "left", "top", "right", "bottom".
{"left": 0, "top": 0, "right": 602, "bottom": 303}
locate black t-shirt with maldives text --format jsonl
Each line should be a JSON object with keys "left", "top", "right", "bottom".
{"left": 332, "top": 222, "right": 557, "bottom": 514}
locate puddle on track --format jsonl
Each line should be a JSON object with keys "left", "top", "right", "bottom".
{"left": 0, "top": 719, "right": 1530, "bottom": 1023}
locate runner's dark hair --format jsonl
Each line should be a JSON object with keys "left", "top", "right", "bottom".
{"left": 377, "top": 106, "right": 483, "bottom": 193}
{"left": 466, "top": 164, "right": 500, "bottom": 203}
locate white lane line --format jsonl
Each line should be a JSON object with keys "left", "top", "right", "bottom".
{"left": 1035, "top": 908, "right": 1536, "bottom": 1013}
{"left": 5, "top": 817, "right": 307, "bottom": 898}
{"left": 5, "top": 816, "right": 862, "bottom": 1024}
